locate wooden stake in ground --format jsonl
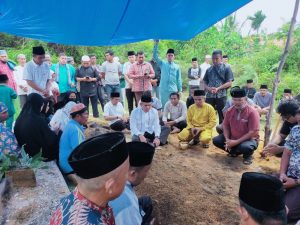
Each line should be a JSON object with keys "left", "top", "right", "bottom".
{"left": 264, "top": 0, "right": 300, "bottom": 147}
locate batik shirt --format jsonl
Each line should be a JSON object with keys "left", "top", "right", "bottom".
{"left": 284, "top": 125, "right": 300, "bottom": 179}
{"left": 0, "top": 123, "right": 19, "bottom": 157}
{"left": 50, "top": 188, "right": 115, "bottom": 225}
{"left": 203, "top": 64, "right": 234, "bottom": 98}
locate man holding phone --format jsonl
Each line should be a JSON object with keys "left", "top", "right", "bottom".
{"left": 75, "top": 55, "right": 100, "bottom": 118}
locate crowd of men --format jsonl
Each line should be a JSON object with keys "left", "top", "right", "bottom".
{"left": 0, "top": 40, "right": 299, "bottom": 224}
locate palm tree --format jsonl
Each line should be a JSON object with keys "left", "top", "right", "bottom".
{"left": 248, "top": 10, "right": 266, "bottom": 35}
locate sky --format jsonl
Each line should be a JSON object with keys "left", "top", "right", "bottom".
{"left": 224, "top": 0, "right": 300, "bottom": 35}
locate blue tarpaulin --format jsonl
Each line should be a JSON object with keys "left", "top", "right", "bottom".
{"left": 0, "top": 0, "right": 251, "bottom": 46}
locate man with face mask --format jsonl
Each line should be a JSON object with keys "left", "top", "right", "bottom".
{"left": 110, "top": 142, "right": 155, "bottom": 225}
{"left": 203, "top": 50, "right": 234, "bottom": 124}
{"left": 213, "top": 87, "right": 260, "bottom": 165}
{"left": 0, "top": 50, "right": 17, "bottom": 92}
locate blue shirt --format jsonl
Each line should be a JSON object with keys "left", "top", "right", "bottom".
{"left": 109, "top": 182, "right": 144, "bottom": 225}
{"left": 153, "top": 43, "right": 182, "bottom": 93}
{"left": 59, "top": 119, "right": 85, "bottom": 174}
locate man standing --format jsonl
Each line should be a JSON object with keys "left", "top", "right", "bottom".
{"left": 203, "top": 50, "right": 234, "bottom": 124}
{"left": 238, "top": 172, "right": 287, "bottom": 225}
{"left": 50, "top": 133, "right": 129, "bottom": 225}
{"left": 199, "top": 55, "right": 211, "bottom": 90}
{"left": 75, "top": 55, "right": 99, "bottom": 118}
{"left": 129, "top": 51, "right": 155, "bottom": 103}
{"left": 90, "top": 54, "right": 106, "bottom": 111}
{"left": 253, "top": 84, "right": 272, "bottom": 116}
{"left": 110, "top": 142, "right": 155, "bottom": 225}
{"left": 150, "top": 58, "right": 161, "bottom": 99}
{"left": 163, "top": 92, "right": 187, "bottom": 134}
{"left": 242, "top": 79, "right": 256, "bottom": 99}
{"left": 130, "top": 93, "right": 170, "bottom": 146}
{"left": 153, "top": 40, "right": 182, "bottom": 107}
{"left": 178, "top": 90, "right": 216, "bottom": 148}
{"left": 123, "top": 51, "right": 136, "bottom": 114}
{"left": 104, "top": 92, "right": 129, "bottom": 132}
{"left": 23, "top": 46, "right": 51, "bottom": 97}
{"left": 282, "top": 88, "right": 293, "bottom": 100}
{"left": 213, "top": 88, "right": 260, "bottom": 164}
{"left": 101, "top": 50, "right": 122, "bottom": 99}
{"left": 59, "top": 103, "right": 87, "bottom": 181}
{"left": 188, "top": 57, "right": 201, "bottom": 95}
{"left": 0, "top": 50, "right": 17, "bottom": 92}
{"left": 51, "top": 53, "right": 76, "bottom": 102}
{"left": 14, "top": 54, "right": 29, "bottom": 107}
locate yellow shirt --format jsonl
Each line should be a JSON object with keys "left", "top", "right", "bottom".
{"left": 186, "top": 103, "right": 216, "bottom": 130}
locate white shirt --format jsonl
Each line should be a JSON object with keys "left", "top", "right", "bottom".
{"left": 163, "top": 100, "right": 187, "bottom": 123}
{"left": 101, "top": 61, "right": 122, "bottom": 85}
{"left": 200, "top": 62, "right": 211, "bottom": 80}
{"left": 23, "top": 60, "right": 51, "bottom": 96}
{"left": 13, "top": 65, "right": 29, "bottom": 95}
{"left": 188, "top": 67, "right": 201, "bottom": 86}
{"left": 104, "top": 101, "right": 125, "bottom": 125}
{"left": 123, "top": 61, "right": 134, "bottom": 89}
{"left": 130, "top": 107, "right": 161, "bottom": 137}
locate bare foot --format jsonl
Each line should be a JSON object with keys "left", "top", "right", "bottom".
{"left": 170, "top": 127, "right": 180, "bottom": 134}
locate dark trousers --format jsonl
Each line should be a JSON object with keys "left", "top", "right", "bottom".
{"left": 110, "top": 120, "right": 130, "bottom": 131}
{"left": 97, "top": 85, "right": 106, "bottom": 111}
{"left": 285, "top": 183, "right": 300, "bottom": 221}
{"left": 212, "top": 134, "right": 258, "bottom": 158}
{"left": 168, "top": 119, "right": 187, "bottom": 131}
{"left": 206, "top": 97, "right": 227, "bottom": 124}
{"left": 80, "top": 94, "right": 99, "bottom": 117}
{"left": 138, "top": 196, "right": 153, "bottom": 225}
{"left": 132, "top": 126, "right": 171, "bottom": 145}
{"left": 126, "top": 88, "right": 137, "bottom": 114}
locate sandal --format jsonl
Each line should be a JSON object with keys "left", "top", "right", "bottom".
{"left": 243, "top": 157, "right": 253, "bottom": 165}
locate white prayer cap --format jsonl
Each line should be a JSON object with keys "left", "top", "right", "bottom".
{"left": 81, "top": 55, "right": 90, "bottom": 62}
{"left": 0, "top": 50, "right": 7, "bottom": 56}
{"left": 205, "top": 55, "right": 211, "bottom": 59}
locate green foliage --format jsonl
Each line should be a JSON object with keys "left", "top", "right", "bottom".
{"left": 0, "top": 147, "right": 45, "bottom": 178}
{"left": 248, "top": 10, "right": 267, "bottom": 34}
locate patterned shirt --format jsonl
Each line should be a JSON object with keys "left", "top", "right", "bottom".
{"left": 128, "top": 62, "right": 154, "bottom": 92}
{"left": 284, "top": 125, "right": 300, "bottom": 179}
{"left": 50, "top": 188, "right": 115, "bottom": 225}
{"left": 0, "top": 123, "right": 19, "bottom": 157}
{"left": 203, "top": 64, "right": 234, "bottom": 98}
{"left": 163, "top": 100, "right": 187, "bottom": 123}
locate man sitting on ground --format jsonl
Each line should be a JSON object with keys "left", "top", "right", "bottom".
{"left": 178, "top": 90, "right": 216, "bottom": 148}
{"left": 238, "top": 172, "right": 287, "bottom": 225}
{"left": 110, "top": 142, "right": 156, "bottom": 225}
{"left": 242, "top": 79, "right": 256, "bottom": 99}
{"left": 59, "top": 103, "right": 88, "bottom": 183}
{"left": 263, "top": 100, "right": 299, "bottom": 157}
{"left": 163, "top": 92, "right": 187, "bottom": 134}
{"left": 213, "top": 88, "right": 260, "bottom": 164}
{"left": 130, "top": 93, "right": 170, "bottom": 147}
{"left": 253, "top": 84, "right": 272, "bottom": 116}
{"left": 50, "top": 133, "right": 129, "bottom": 225}
{"left": 104, "top": 92, "right": 129, "bottom": 132}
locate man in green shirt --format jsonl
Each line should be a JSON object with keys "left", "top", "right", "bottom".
{"left": 0, "top": 74, "right": 17, "bottom": 130}
{"left": 51, "top": 53, "right": 76, "bottom": 102}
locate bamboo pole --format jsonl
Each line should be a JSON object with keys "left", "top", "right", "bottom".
{"left": 264, "top": 0, "right": 300, "bottom": 147}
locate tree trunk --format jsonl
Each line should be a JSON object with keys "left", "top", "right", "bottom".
{"left": 264, "top": 0, "right": 299, "bottom": 147}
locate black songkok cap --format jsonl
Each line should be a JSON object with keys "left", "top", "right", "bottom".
{"left": 239, "top": 172, "right": 285, "bottom": 212}
{"left": 230, "top": 87, "right": 246, "bottom": 98}
{"left": 0, "top": 74, "right": 8, "bottom": 82}
{"left": 127, "top": 51, "right": 135, "bottom": 56}
{"left": 111, "top": 92, "right": 120, "bottom": 98}
{"left": 246, "top": 79, "right": 253, "bottom": 83}
{"left": 194, "top": 90, "right": 205, "bottom": 96}
{"left": 260, "top": 84, "right": 268, "bottom": 89}
{"left": 284, "top": 89, "right": 292, "bottom": 94}
{"left": 166, "top": 49, "right": 175, "bottom": 54}
{"left": 192, "top": 57, "right": 197, "bottom": 62}
{"left": 141, "top": 94, "right": 152, "bottom": 103}
{"left": 69, "top": 132, "right": 128, "bottom": 179}
{"left": 32, "top": 46, "right": 45, "bottom": 55}
{"left": 127, "top": 142, "right": 155, "bottom": 167}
